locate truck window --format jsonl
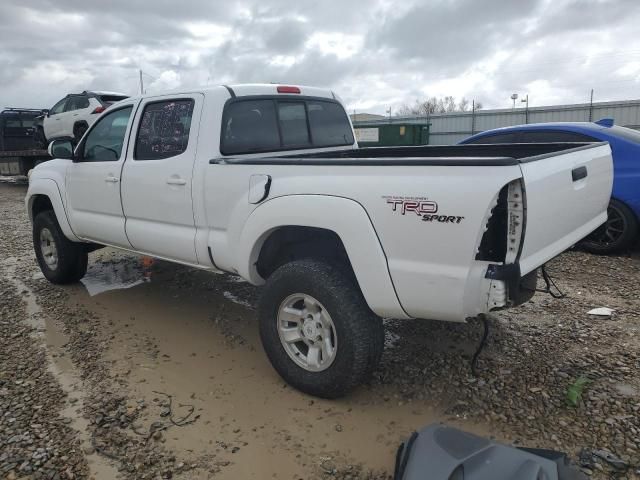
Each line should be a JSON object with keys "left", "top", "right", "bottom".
{"left": 220, "top": 98, "right": 354, "bottom": 155}
{"left": 278, "top": 102, "right": 310, "bottom": 147}
{"left": 221, "top": 100, "right": 281, "bottom": 155}
{"left": 307, "top": 101, "right": 354, "bottom": 147}
{"left": 134, "top": 99, "right": 195, "bottom": 160}
{"left": 82, "top": 107, "right": 133, "bottom": 162}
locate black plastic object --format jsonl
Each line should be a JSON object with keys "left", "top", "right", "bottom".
{"left": 394, "top": 424, "right": 587, "bottom": 480}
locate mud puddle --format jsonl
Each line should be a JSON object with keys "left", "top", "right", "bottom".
{"left": 64, "top": 249, "right": 496, "bottom": 478}
{"left": 2, "top": 256, "right": 120, "bottom": 478}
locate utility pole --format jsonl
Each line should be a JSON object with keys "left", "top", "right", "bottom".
{"left": 139, "top": 69, "right": 144, "bottom": 95}
{"left": 471, "top": 99, "right": 476, "bottom": 135}
{"left": 589, "top": 89, "right": 594, "bottom": 122}
{"left": 521, "top": 94, "right": 529, "bottom": 124}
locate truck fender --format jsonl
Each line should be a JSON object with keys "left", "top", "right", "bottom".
{"left": 26, "top": 178, "right": 81, "bottom": 242}
{"left": 237, "top": 194, "right": 410, "bottom": 319}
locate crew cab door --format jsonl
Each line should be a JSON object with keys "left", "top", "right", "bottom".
{"left": 120, "top": 94, "right": 202, "bottom": 264}
{"left": 65, "top": 103, "right": 137, "bottom": 247}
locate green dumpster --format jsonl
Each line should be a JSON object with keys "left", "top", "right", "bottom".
{"left": 353, "top": 123, "right": 430, "bottom": 147}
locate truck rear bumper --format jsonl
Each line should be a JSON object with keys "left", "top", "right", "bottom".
{"left": 485, "top": 263, "right": 537, "bottom": 308}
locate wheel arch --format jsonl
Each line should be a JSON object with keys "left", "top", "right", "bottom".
{"left": 26, "top": 179, "right": 80, "bottom": 242}
{"left": 237, "top": 194, "right": 410, "bottom": 319}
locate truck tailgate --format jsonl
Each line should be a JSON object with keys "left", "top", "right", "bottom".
{"left": 518, "top": 143, "right": 613, "bottom": 274}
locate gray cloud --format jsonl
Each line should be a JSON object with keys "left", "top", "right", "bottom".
{"left": 0, "top": 0, "right": 639, "bottom": 114}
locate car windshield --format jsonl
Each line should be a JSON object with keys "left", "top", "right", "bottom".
{"left": 608, "top": 125, "right": 640, "bottom": 144}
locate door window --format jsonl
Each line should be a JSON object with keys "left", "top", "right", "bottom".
{"left": 49, "top": 99, "right": 67, "bottom": 115}
{"left": 66, "top": 96, "right": 90, "bottom": 111}
{"left": 134, "top": 99, "right": 195, "bottom": 160}
{"left": 81, "top": 106, "right": 133, "bottom": 162}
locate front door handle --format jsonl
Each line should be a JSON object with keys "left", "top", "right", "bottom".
{"left": 105, "top": 176, "right": 119, "bottom": 183}
{"left": 166, "top": 177, "right": 187, "bottom": 186}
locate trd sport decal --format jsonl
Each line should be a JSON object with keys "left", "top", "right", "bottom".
{"left": 383, "top": 196, "right": 465, "bottom": 224}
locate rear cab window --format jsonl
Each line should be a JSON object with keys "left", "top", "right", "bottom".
{"left": 221, "top": 97, "right": 354, "bottom": 155}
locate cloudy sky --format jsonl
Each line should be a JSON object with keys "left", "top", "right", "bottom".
{"left": 1, "top": 0, "right": 639, "bottom": 114}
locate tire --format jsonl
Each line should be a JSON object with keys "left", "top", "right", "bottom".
{"left": 73, "top": 122, "right": 88, "bottom": 143}
{"left": 33, "top": 210, "right": 88, "bottom": 284}
{"left": 581, "top": 198, "right": 639, "bottom": 254}
{"left": 258, "top": 259, "right": 383, "bottom": 398}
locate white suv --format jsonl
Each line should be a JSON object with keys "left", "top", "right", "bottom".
{"left": 42, "top": 91, "right": 129, "bottom": 144}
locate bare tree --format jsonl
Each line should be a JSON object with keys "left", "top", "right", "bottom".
{"left": 396, "top": 96, "right": 483, "bottom": 116}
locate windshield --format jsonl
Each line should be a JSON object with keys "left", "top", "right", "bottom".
{"left": 608, "top": 125, "right": 640, "bottom": 144}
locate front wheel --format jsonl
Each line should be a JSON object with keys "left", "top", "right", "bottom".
{"left": 258, "top": 259, "right": 383, "bottom": 398}
{"left": 33, "top": 210, "right": 88, "bottom": 284}
{"left": 581, "top": 199, "right": 639, "bottom": 254}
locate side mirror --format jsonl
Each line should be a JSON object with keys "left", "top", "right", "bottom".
{"left": 48, "top": 139, "right": 74, "bottom": 160}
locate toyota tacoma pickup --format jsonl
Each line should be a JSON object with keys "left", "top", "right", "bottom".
{"left": 26, "top": 84, "right": 613, "bottom": 398}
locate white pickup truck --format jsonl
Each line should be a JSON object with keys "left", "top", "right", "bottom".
{"left": 26, "top": 84, "right": 613, "bottom": 398}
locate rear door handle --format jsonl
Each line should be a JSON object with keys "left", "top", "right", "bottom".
{"left": 166, "top": 177, "right": 187, "bottom": 186}
{"left": 572, "top": 166, "right": 588, "bottom": 182}
{"left": 105, "top": 176, "right": 119, "bottom": 183}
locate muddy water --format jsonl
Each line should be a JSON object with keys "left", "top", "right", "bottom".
{"left": 2, "top": 257, "right": 120, "bottom": 479}
{"left": 64, "top": 249, "right": 495, "bottom": 478}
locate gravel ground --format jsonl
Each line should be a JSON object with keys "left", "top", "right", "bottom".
{"left": 1, "top": 180, "right": 639, "bottom": 479}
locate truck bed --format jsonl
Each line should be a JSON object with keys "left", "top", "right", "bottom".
{"left": 0, "top": 149, "right": 51, "bottom": 176}
{"left": 211, "top": 142, "right": 605, "bottom": 165}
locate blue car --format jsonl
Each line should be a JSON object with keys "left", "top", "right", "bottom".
{"left": 461, "top": 119, "right": 640, "bottom": 253}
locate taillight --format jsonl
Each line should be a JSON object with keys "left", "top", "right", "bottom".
{"left": 91, "top": 106, "right": 106, "bottom": 114}
{"left": 475, "top": 179, "right": 525, "bottom": 263}
{"left": 277, "top": 86, "right": 301, "bottom": 94}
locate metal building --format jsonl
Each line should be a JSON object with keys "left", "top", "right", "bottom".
{"left": 353, "top": 99, "right": 640, "bottom": 145}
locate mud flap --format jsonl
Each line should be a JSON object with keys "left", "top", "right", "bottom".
{"left": 394, "top": 424, "right": 587, "bottom": 480}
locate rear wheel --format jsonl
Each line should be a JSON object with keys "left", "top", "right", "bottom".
{"left": 258, "top": 259, "right": 383, "bottom": 398}
{"left": 581, "top": 199, "right": 639, "bottom": 254}
{"left": 33, "top": 210, "right": 88, "bottom": 284}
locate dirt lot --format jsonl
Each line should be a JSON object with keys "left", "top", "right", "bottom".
{"left": 1, "top": 180, "right": 639, "bottom": 479}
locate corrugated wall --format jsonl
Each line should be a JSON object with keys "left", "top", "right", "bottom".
{"left": 354, "top": 99, "right": 640, "bottom": 145}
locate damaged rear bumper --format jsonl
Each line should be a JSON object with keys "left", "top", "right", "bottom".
{"left": 485, "top": 263, "right": 538, "bottom": 309}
